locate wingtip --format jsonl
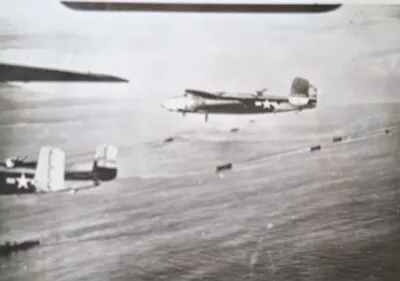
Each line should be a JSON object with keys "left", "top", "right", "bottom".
{"left": 94, "top": 75, "right": 130, "bottom": 83}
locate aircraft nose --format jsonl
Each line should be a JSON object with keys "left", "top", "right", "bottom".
{"left": 162, "top": 96, "right": 191, "bottom": 112}
{"left": 161, "top": 98, "right": 178, "bottom": 111}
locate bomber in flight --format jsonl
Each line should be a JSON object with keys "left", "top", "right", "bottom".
{"left": 0, "top": 144, "right": 118, "bottom": 195}
{"left": 161, "top": 77, "right": 318, "bottom": 122}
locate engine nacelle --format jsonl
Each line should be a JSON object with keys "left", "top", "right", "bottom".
{"left": 4, "top": 158, "right": 15, "bottom": 169}
{"left": 288, "top": 96, "right": 309, "bottom": 107}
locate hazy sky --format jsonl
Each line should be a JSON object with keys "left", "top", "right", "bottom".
{"left": 1, "top": 1, "right": 400, "bottom": 104}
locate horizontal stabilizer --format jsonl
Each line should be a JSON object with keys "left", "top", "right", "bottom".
{"left": 0, "top": 63, "right": 128, "bottom": 82}
{"left": 34, "top": 146, "right": 65, "bottom": 192}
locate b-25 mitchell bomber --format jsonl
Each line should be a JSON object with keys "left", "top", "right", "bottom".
{"left": 162, "top": 77, "right": 318, "bottom": 122}
{"left": 0, "top": 144, "right": 118, "bottom": 195}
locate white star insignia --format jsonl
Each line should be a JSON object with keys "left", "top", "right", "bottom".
{"left": 16, "top": 173, "right": 30, "bottom": 189}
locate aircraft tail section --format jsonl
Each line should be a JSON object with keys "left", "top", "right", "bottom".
{"left": 34, "top": 146, "right": 65, "bottom": 192}
{"left": 309, "top": 84, "right": 318, "bottom": 101}
{"left": 289, "top": 77, "right": 317, "bottom": 107}
{"left": 290, "top": 77, "right": 310, "bottom": 97}
{"left": 92, "top": 144, "right": 118, "bottom": 181}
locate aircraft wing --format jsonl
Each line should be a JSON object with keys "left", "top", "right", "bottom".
{"left": 218, "top": 93, "right": 289, "bottom": 103}
{"left": 262, "top": 95, "right": 289, "bottom": 102}
{"left": 0, "top": 161, "right": 37, "bottom": 169}
{"left": 185, "top": 89, "right": 226, "bottom": 100}
{"left": 186, "top": 89, "right": 289, "bottom": 103}
{"left": 64, "top": 170, "right": 95, "bottom": 181}
{"left": 0, "top": 63, "right": 129, "bottom": 82}
{"left": 60, "top": 2, "right": 341, "bottom": 13}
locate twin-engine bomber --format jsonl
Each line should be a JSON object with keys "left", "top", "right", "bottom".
{"left": 162, "top": 77, "right": 318, "bottom": 122}
{"left": 0, "top": 144, "right": 118, "bottom": 195}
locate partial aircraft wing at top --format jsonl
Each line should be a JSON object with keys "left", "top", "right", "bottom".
{"left": 60, "top": 1, "right": 342, "bottom": 13}
{"left": 0, "top": 63, "right": 129, "bottom": 82}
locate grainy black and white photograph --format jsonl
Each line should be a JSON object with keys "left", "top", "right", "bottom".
{"left": 0, "top": 1, "right": 400, "bottom": 280}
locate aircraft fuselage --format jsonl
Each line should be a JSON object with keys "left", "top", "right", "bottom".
{"left": 162, "top": 95, "right": 317, "bottom": 116}
{"left": 0, "top": 169, "right": 37, "bottom": 194}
